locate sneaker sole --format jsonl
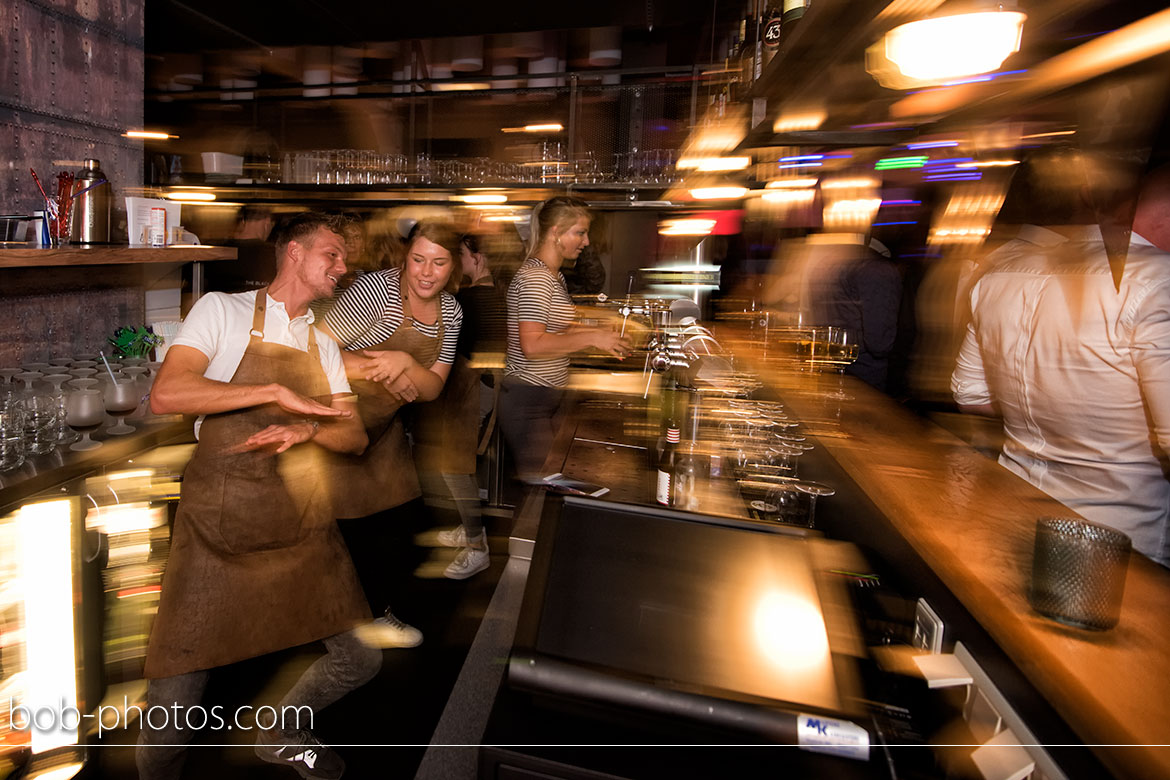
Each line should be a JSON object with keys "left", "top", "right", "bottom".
{"left": 254, "top": 745, "right": 345, "bottom": 780}
{"left": 352, "top": 622, "right": 423, "bottom": 649}
{"left": 443, "top": 555, "right": 490, "bottom": 581}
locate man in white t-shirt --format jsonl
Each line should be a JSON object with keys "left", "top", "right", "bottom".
{"left": 138, "top": 213, "right": 379, "bottom": 780}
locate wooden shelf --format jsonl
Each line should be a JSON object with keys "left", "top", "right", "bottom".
{"left": 0, "top": 245, "right": 237, "bottom": 269}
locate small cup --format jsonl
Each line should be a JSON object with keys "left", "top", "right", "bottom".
{"left": 1029, "top": 516, "right": 1131, "bottom": 631}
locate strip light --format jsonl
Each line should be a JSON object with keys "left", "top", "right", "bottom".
{"left": 123, "top": 130, "right": 176, "bottom": 140}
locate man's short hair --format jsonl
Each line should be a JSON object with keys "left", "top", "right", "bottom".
{"left": 271, "top": 212, "right": 349, "bottom": 257}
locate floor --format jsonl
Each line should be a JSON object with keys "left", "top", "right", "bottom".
{"left": 82, "top": 498, "right": 510, "bottom": 779}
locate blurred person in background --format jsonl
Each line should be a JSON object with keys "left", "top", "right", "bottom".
{"left": 139, "top": 212, "right": 377, "bottom": 780}
{"left": 321, "top": 220, "right": 463, "bottom": 644}
{"left": 417, "top": 231, "right": 510, "bottom": 579}
{"left": 952, "top": 161, "right": 1170, "bottom": 567}
{"left": 765, "top": 230, "right": 902, "bottom": 392}
{"left": 499, "top": 196, "right": 630, "bottom": 483}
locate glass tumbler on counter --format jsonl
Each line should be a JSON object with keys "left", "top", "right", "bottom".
{"left": 0, "top": 407, "right": 25, "bottom": 472}
{"left": 1029, "top": 516, "right": 1131, "bottom": 631}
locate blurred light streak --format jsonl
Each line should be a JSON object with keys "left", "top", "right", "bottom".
{"left": 765, "top": 178, "right": 819, "bottom": 188}
{"left": 778, "top": 162, "right": 823, "bottom": 169}
{"left": 941, "top": 68, "right": 1027, "bottom": 86}
{"left": 906, "top": 140, "right": 958, "bottom": 149}
{"left": 999, "top": 7, "right": 1170, "bottom": 105}
{"left": 875, "top": 156, "right": 928, "bottom": 170}
{"left": 690, "top": 186, "right": 748, "bottom": 200}
{"left": 924, "top": 173, "right": 983, "bottom": 181}
{"left": 17, "top": 500, "right": 79, "bottom": 754}
{"left": 873, "top": 221, "right": 918, "bottom": 226}
{"left": 659, "top": 218, "right": 717, "bottom": 236}
{"left": 881, "top": 199, "right": 922, "bottom": 206}
{"left": 676, "top": 156, "right": 752, "bottom": 171}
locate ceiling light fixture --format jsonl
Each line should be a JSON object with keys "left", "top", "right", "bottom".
{"left": 882, "top": 10, "right": 1026, "bottom": 83}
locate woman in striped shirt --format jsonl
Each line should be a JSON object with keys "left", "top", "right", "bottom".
{"left": 500, "top": 196, "right": 630, "bottom": 482}
{"left": 321, "top": 219, "right": 463, "bottom": 648}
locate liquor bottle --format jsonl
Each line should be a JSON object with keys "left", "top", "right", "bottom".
{"left": 656, "top": 424, "right": 681, "bottom": 506}
{"left": 671, "top": 394, "right": 709, "bottom": 511}
{"left": 782, "top": 0, "right": 810, "bottom": 27}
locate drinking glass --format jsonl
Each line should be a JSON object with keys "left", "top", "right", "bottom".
{"left": 0, "top": 408, "right": 25, "bottom": 472}
{"left": 68, "top": 378, "right": 99, "bottom": 390}
{"left": 15, "top": 371, "right": 43, "bottom": 392}
{"left": 824, "top": 327, "right": 860, "bottom": 372}
{"left": 42, "top": 374, "right": 76, "bottom": 445}
{"left": 0, "top": 368, "right": 21, "bottom": 385}
{"left": 102, "top": 377, "right": 139, "bottom": 435}
{"left": 69, "top": 367, "right": 98, "bottom": 379}
{"left": 65, "top": 388, "right": 105, "bottom": 451}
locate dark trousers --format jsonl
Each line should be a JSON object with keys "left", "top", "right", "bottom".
{"left": 136, "top": 628, "right": 380, "bottom": 779}
{"left": 498, "top": 378, "right": 566, "bottom": 483}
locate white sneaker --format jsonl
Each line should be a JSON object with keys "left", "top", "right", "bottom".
{"left": 436, "top": 526, "right": 467, "bottom": 547}
{"left": 354, "top": 610, "right": 423, "bottom": 649}
{"left": 444, "top": 546, "right": 490, "bottom": 580}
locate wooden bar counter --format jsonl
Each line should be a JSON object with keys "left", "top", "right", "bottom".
{"left": 762, "top": 368, "right": 1170, "bottom": 780}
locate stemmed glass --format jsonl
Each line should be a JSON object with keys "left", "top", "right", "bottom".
{"left": 66, "top": 388, "right": 105, "bottom": 451}
{"left": 819, "top": 326, "right": 860, "bottom": 402}
{"left": 14, "top": 371, "right": 43, "bottom": 393}
{"left": 0, "top": 368, "right": 21, "bottom": 386}
{"left": 102, "top": 376, "right": 139, "bottom": 435}
{"left": 42, "top": 374, "right": 76, "bottom": 446}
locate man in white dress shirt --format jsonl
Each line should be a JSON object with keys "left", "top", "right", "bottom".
{"left": 952, "top": 165, "right": 1170, "bottom": 566}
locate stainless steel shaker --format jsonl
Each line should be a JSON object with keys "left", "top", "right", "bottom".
{"left": 70, "top": 158, "right": 111, "bottom": 243}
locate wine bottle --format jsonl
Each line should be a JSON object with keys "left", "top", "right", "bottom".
{"left": 656, "top": 425, "right": 681, "bottom": 506}
{"left": 671, "top": 393, "right": 708, "bottom": 511}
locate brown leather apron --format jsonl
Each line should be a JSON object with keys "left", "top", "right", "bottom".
{"left": 414, "top": 354, "right": 480, "bottom": 475}
{"left": 328, "top": 291, "right": 444, "bottom": 519}
{"left": 144, "top": 290, "right": 370, "bottom": 679}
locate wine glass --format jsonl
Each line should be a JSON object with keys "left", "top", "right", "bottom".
{"left": 69, "top": 367, "right": 98, "bottom": 379}
{"left": 42, "top": 374, "right": 76, "bottom": 446}
{"left": 102, "top": 377, "right": 139, "bottom": 435}
{"left": 70, "top": 360, "right": 97, "bottom": 369}
{"left": 0, "top": 368, "right": 21, "bottom": 386}
{"left": 65, "top": 388, "right": 105, "bottom": 451}
{"left": 68, "top": 377, "right": 99, "bottom": 390}
{"left": 14, "top": 371, "right": 43, "bottom": 392}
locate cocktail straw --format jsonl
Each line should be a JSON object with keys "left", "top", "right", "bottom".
{"left": 99, "top": 351, "right": 119, "bottom": 385}
{"left": 72, "top": 179, "right": 108, "bottom": 199}
{"left": 29, "top": 168, "right": 50, "bottom": 201}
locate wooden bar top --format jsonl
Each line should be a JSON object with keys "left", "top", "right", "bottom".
{"left": 767, "top": 369, "right": 1170, "bottom": 780}
{"left": 0, "top": 245, "right": 236, "bottom": 268}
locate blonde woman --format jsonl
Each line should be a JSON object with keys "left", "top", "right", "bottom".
{"left": 499, "top": 196, "right": 629, "bottom": 482}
